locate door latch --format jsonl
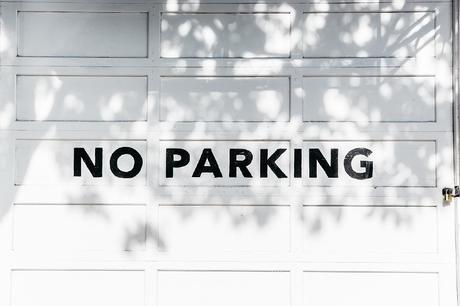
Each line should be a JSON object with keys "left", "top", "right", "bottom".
{"left": 442, "top": 186, "right": 460, "bottom": 202}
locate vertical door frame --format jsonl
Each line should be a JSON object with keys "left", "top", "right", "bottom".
{"left": 452, "top": 0, "right": 460, "bottom": 305}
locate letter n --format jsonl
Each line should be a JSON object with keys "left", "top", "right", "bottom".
{"left": 309, "top": 148, "right": 338, "bottom": 178}
{"left": 74, "top": 147, "right": 103, "bottom": 177}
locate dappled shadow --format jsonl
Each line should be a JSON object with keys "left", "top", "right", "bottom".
{"left": 16, "top": 75, "right": 148, "bottom": 122}
{"left": 161, "top": 12, "right": 291, "bottom": 58}
{"left": 0, "top": 0, "right": 455, "bottom": 261}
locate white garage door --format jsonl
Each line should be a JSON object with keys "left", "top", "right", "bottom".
{"left": 0, "top": 1, "right": 457, "bottom": 306}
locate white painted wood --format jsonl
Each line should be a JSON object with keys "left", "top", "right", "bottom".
{"left": 14, "top": 140, "right": 147, "bottom": 186}
{"left": 0, "top": 2, "right": 456, "bottom": 306}
{"left": 17, "top": 11, "right": 148, "bottom": 57}
{"left": 301, "top": 206, "right": 438, "bottom": 254}
{"left": 11, "top": 270, "right": 145, "bottom": 306}
{"left": 158, "top": 270, "right": 290, "bottom": 306}
{"left": 303, "top": 272, "right": 439, "bottom": 306}
{"left": 16, "top": 75, "right": 148, "bottom": 121}
{"left": 303, "top": 76, "right": 435, "bottom": 122}
{"left": 303, "top": 11, "right": 436, "bottom": 58}
{"left": 159, "top": 205, "right": 290, "bottom": 253}
{"left": 13, "top": 204, "right": 146, "bottom": 251}
{"left": 160, "top": 76, "right": 290, "bottom": 122}
{"left": 161, "top": 13, "right": 291, "bottom": 58}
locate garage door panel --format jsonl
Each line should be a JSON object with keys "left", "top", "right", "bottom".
{"left": 13, "top": 204, "right": 146, "bottom": 251}
{"left": 303, "top": 272, "right": 439, "bottom": 306}
{"left": 11, "top": 270, "right": 145, "bottom": 306}
{"left": 160, "top": 76, "right": 290, "bottom": 122}
{"left": 303, "top": 75, "right": 436, "bottom": 122}
{"left": 16, "top": 75, "right": 148, "bottom": 122}
{"left": 158, "top": 204, "right": 290, "bottom": 253}
{"left": 302, "top": 11, "right": 436, "bottom": 58}
{"left": 302, "top": 206, "right": 437, "bottom": 255}
{"left": 17, "top": 11, "right": 149, "bottom": 58}
{"left": 158, "top": 270, "right": 290, "bottom": 306}
{"left": 14, "top": 140, "right": 147, "bottom": 186}
{"left": 160, "top": 12, "right": 291, "bottom": 58}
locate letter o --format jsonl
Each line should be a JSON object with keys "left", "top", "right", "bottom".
{"left": 110, "top": 147, "right": 143, "bottom": 178}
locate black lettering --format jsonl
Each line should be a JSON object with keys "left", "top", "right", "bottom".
{"left": 309, "top": 149, "right": 338, "bottom": 178}
{"left": 192, "top": 148, "right": 223, "bottom": 177}
{"left": 110, "top": 147, "right": 143, "bottom": 178}
{"left": 229, "top": 149, "right": 253, "bottom": 178}
{"left": 344, "top": 148, "right": 373, "bottom": 180}
{"left": 294, "top": 148, "right": 302, "bottom": 178}
{"left": 260, "top": 149, "right": 287, "bottom": 178}
{"left": 166, "top": 148, "right": 190, "bottom": 178}
{"left": 74, "top": 147, "right": 103, "bottom": 177}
